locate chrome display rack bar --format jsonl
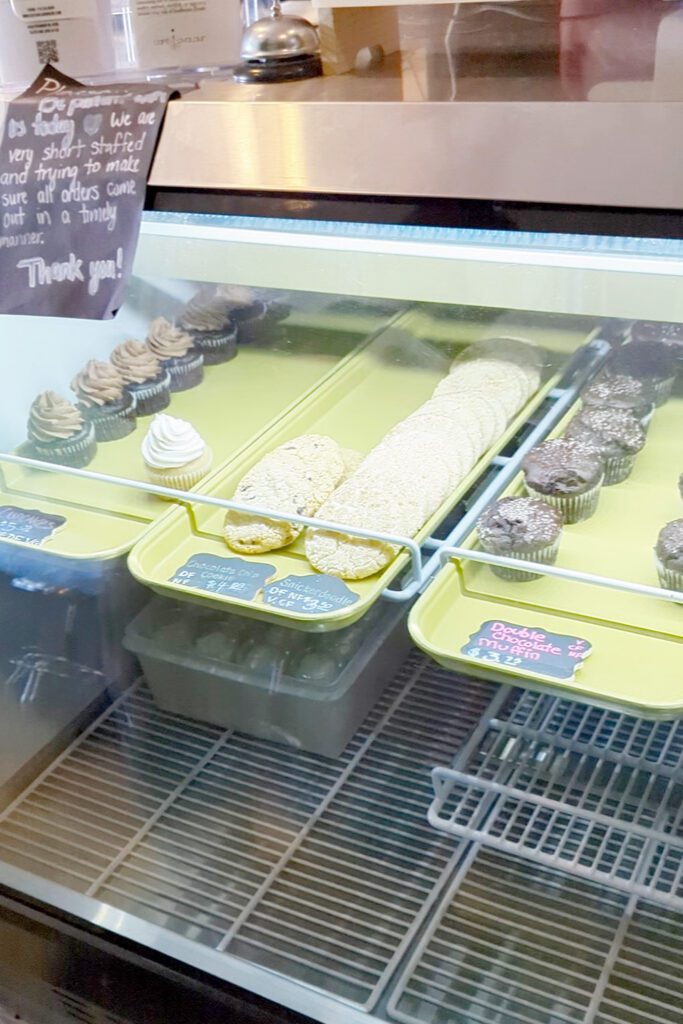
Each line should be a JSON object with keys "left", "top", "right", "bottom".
{"left": 428, "top": 686, "right": 683, "bottom": 908}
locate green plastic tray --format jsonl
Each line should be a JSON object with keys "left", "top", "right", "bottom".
{"left": 129, "top": 318, "right": 591, "bottom": 630}
{"left": 409, "top": 394, "right": 683, "bottom": 717}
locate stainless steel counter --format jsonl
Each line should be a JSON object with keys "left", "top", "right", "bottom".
{"left": 150, "top": 3, "right": 683, "bottom": 207}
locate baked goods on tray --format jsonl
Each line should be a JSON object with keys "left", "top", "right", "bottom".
{"left": 305, "top": 339, "right": 543, "bottom": 580}
{"left": 224, "top": 435, "right": 352, "bottom": 555}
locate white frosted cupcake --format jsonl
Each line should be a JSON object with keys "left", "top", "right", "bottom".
{"left": 142, "top": 413, "right": 213, "bottom": 492}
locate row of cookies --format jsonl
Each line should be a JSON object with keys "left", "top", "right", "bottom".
{"left": 220, "top": 337, "right": 544, "bottom": 580}
{"left": 305, "top": 338, "right": 542, "bottom": 578}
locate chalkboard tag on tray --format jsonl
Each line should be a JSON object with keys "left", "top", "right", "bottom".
{"left": 263, "top": 573, "right": 359, "bottom": 615}
{"left": 0, "top": 505, "right": 66, "bottom": 546}
{"left": 460, "top": 619, "right": 592, "bottom": 682}
{"left": 170, "top": 553, "right": 276, "bottom": 601}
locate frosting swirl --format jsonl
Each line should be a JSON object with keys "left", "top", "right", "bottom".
{"left": 72, "top": 359, "right": 125, "bottom": 407}
{"left": 111, "top": 340, "right": 160, "bottom": 385}
{"left": 146, "top": 317, "right": 192, "bottom": 360}
{"left": 180, "top": 288, "right": 231, "bottom": 333}
{"left": 28, "top": 391, "right": 83, "bottom": 442}
{"left": 142, "top": 413, "right": 206, "bottom": 468}
{"left": 216, "top": 283, "right": 263, "bottom": 307}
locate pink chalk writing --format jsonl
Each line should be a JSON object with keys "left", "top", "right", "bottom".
{"left": 461, "top": 620, "right": 592, "bottom": 681}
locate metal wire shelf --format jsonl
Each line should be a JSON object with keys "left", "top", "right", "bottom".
{"left": 387, "top": 843, "right": 683, "bottom": 1024}
{"left": 429, "top": 687, "right": 683, "bottom": 908}
{"left": 0, "top": 654, "right": 496, "bottom": 1014}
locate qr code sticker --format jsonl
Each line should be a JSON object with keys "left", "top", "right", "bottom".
{"left": 37, "top": 38, "right": 59, "bottom": 63}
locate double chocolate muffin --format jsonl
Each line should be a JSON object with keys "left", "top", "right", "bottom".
{"left": 478, "top": 496, "right": 563, "bottom": 582}
{"left": 581, "top": 374, "right": 654, "bottom": 430}
{"left": 607, "top": 342, "right": 677, "bottom": 406}
{"left": 631, "top": 320, "right": 683, "bottom": 351}
{"left": 523, "top": 438, "right": 604, "bottom": 524}
{"left": 655, "top": 519, "right": 683, "bottom": 592}
{"left": 565, "top": 407, "right": 645, "bottom": 485}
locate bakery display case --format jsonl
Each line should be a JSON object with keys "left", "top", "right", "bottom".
{"left": 1, "top": 5, "right": 683, "bottom": 1023}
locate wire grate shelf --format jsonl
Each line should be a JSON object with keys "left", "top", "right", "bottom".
{"left": 429, "top": 688, "right": 683, "bottom": 907}
{"left": 0, "top": 653, "right": 496, "bottom": 1013}
{"left": 387, "top": 845, "right": 683, "bottom": 1024}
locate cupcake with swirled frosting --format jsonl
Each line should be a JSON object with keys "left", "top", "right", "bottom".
{"left": 71, "top": 359, "right": 137, "bottom": 441}
{"left": 146, "top": 317, "right": 204, "bottom": 392}
{"left": 26, "top": 391, "right": 97, "bottom": 467}
{"left": 179, "top": 289, "right": 238, "bottom": 365}
{"left": 216, "top": 283, "right": 290, "bottom": 345}
{"left": 111, "top": 340, "right": 170, "bottom": 416}
{"left": 141, "top": 413, "right": 213, "bottom": 491}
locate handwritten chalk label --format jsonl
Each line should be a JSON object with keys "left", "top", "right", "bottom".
{"left": 0, "top": 64, "right": 174, "bottom": 319}
{"left": 0, "top": 505, "right": 66, "bottom": 546}
{"left": 263, "top": 574, "right": 360, "bottom": 615}
{"left": 170, "top": 554, "right": 275, "bottom": 600}
{"left": 460, "top": 620, "right": 592, "bottom": 682}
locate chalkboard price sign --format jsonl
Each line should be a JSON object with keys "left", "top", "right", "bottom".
{"left": 460, "top": 620, "right": 592, "bottom": 682}
{"left": 170, "top": 553, "right": 276, "bottom": 600}
{"left": 263, "top": 574, "right": 360, "bottom": 615}
{"left": 0, "top": 65, "right": 174, "bottom": 319}
{"left": 0, "top": 505, "right": 66, "bottom": 546}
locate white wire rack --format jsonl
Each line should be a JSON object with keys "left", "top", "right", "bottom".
{"left": 429, "top": 686, "right": 683, "bottom": 907}
{"left": 387, "top": 843, "right": 683, "bottom": 1024}
{"left": 0, "top": 654, "right": 497, "bottom": 1013}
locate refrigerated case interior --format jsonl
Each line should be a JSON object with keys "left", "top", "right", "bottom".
{"left": 0, "top": 214, "right": 682, "bottom": 1024}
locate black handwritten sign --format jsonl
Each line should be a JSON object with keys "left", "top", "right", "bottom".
{"left": 263, "top": 574, "right": 360, "bottom": 615}
{"left": 0, "top": 65, "right": 173, "bottom": 319}
{"left": 170, "top": 553, "right": 276, "bottom": 600}
{"left": 0, "top": 505, "right": 66, "bottom": 546}
{"left": 460, "top": 620, "right": 592, "bottom": 682}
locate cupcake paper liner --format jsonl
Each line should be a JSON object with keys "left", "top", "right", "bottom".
{"left": 525, "top": 479, "right": 603, "bottom": 525}
{"left": 264, "top": 300, "right": 290, "bottom": 324}
{"left": 145, "top": 447, "right": 214, "bottom": 496}
{"left": 487, "top": 536, "right": 562, "bottom": 583}
{"left": 164, "top": 351, "right": 204, "bottom": 393}
{"left": 603, "top": 452, "right": 637, "bottom": 486}
{"left": 640, "top": 404, "right": 655, "bottom": 433}
{"left": 239, "top": 319, "right": 289, "bottom": 347}
{"left": 655, "top": 556, "right": 683, "bottom": 594}
{"left": 193, "top": 328, "right": 238, "bottom": 365}
{"left": 127, "top": 370, "right": 171, "bottom": 416}
{"left": 229, "top": 300, "right": 266, "bottom": 324}
{"left": 82, "top": 392, "right": 136, "bottom": 442}
{"left": 30, "top": 423, "right": 97, "bottom": 468}
{"left": 652, "top": 376, "right": 675, "bottom": 406}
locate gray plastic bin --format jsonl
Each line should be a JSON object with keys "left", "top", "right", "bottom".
{"left": 124, "top": 597, "right": 411, "bottom": 757}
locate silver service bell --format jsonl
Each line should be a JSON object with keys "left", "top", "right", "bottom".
{"left": 234, "top": 0, "right": 323, "bottom": 83}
